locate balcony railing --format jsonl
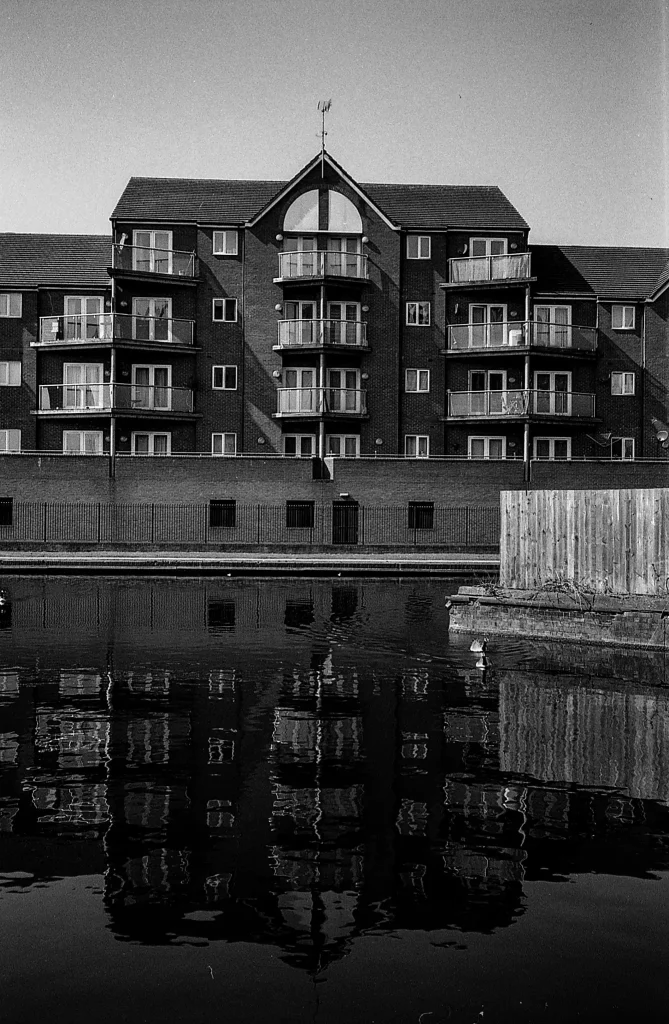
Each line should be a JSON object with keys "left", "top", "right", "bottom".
{"left": 276, "top": 387, "right": 367, "bottom": 415}
{"left": 447, "top": 320, "right": 597, "bottom": 352}
{"left": 38, "top": 383, "right": 194, "bottom": 413}
{"left": 39, "top": 313, "right": 195, "bottom": 346}
{"left": 449, "top": 252, "right": 531, "bottom": 284}
{"left": 112, "top": 244, "right": 197, "bottom": 278}
{"left": 277, "top": 319, "right": 367, "bottom": 348}
{"left": 277, "top": 251, "right": 368, "bottom": 280}
{"left": 448, "top": 389, "right": 595, "bottom": 418}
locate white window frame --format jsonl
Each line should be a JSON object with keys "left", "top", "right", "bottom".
{"left": 283, "top": 434, "right": 316, "bottom": 457}
{"left": 63, "top": 363, "right": 105, "bottom": 409}
{"left": 533, "top": 305, "right": 572, "bottom": 347}
{"left": 405, "top": 369, "right": 430, "bottom": 393}
{"left": 212, "top": 230, "right": 239, "bottom": 256}
{"left": 533, "top": 370, "right": 572, "bottom": 415}
{"left": 326, "top": 434, "right": 360, "bottom": 457}
{"left": 0, "top": 293, "right": 21, "bottom": 318}
{"left": 468, "top": 436, "right": 507, "bottom": 459}
{"left": 533, "top": 437, "right": 572, "bottom": 461}
{"left": 131, "top": 364, "right": 172, "bottom": 410}
{"left": 611, "top": 305, "right": 635, "bottom": 330}
{"left": 212, "top": 365, "right": 238, "bottom": 390}
{"left": 469, "top": 237, "right": 508, "bottom": 257}
{"left": 212, "top": 298, "right": 238, "bottom": 323}
{"left": 132, "top": 230, "right": 173, "bottom": 273}
{"left": 611, "top": 371, "right": 635, "bottom": 395}
{"left": 63, "top": 430, "right": 103, "bottom": 455}
{"left": 405, "top": 435, "right": 429, "bottom": 458}
{"left": 0, "top": 429, "right": 21, "bottom": 452}
{"left": 407, "top": 235, "right": 431, "bottom": 259}
{"left": 131, "top": 432, "right": 171, "bottom": 455}
{"left": 406, "top": 302, "right": 430, "bottom": 326}
{"left": 132, "top": 297, "right": 172, "bottom": 342}
{"left": 611, "top": 437, "right": 635, "bottom": 460}
{"left": 0, "top": 361, "right": 21, "bottom": 386}
{"left": 212, "top": 432, "right": 237, "bottom": 456}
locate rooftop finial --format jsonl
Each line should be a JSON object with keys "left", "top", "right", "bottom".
{"left": 317, "top": 99, "right": 332, "bottom": 176}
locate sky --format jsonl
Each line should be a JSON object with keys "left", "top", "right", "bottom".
{"left": 1, "top": 0, "right": 667, "bottom": 246}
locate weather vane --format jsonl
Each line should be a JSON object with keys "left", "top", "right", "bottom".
{"left": 318, "top": 99, "right": 332, "bottom": 176}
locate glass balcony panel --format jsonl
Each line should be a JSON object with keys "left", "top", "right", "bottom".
{"left": 112, "top": 245, "right": 197, "bottom": 278}
{"left": 277, "top": 320, "right": 366, "bottom": 348}
{"left": 449, "top": 252, "right": 531, "bottom": 283}
{"left": 276, "top": 388, "right": 366, "bottom": 415}
{"left": 277, "top": 251, "right": 368, "bottom": 280}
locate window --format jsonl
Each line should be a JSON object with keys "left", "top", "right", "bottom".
{"left": 408, "top": 502, "right": 434, "bottom": 529}
{"left": 326, "top": 434, "right": 360, "bottom": 457}
{"left": 0, "top": 362, "right": 21, "bottom": 386}
{"left": 533, "top": 437, "right": 571, "bottom": 460}
{"left": 63, "top": 363, "right": 105, "bottom": 409}
{"left": 132, "top": 365, "right": 171, "bottom": 409}
{"left": 64, "top": 296, "right": 105, "bottom": 340}
{"left": 63, "top": 430, "right": 103, "bottom": 454}
{"left": 213, "top": 230, "right": 239, "bottom": 256}
{"left": 212, "top": 365, "right": 237, "bottom": 390}
{"left": 283, "top": 434, "right": 315, "bottom": 457}
{"left": 611, "top": 437, "right": 635, "bottom": 460}
{"left": 406, "top": 302, "right": 430, "bottom": 326}
{"left": 0, "top": 293, "right": 21, "bottom": 318}
{"left": 132, "top": 297, "right": 171, "bottom": 342}
{"left": 611, "top": 372, "right": 635, "bottom": 395}
{"left": 0, "top": 499, "right": 13, "bottom": 527}
{"left": 131, "top": 432, "right": 171, "bottom": 455}
{"left": 612, "top": 305, "right": 635, "bottom": 330}
{"left": 534, "top": 371, "right": 572, "bottom": 414}
{"left": 407, "top": 235, "right": 431, "bottom": 259}
{"left": 286, "top": 501, "right": 315, "bottom": 529}
{"left": 212, "top": 432, "right": 237, "bottom": 456}
{"left": 0, "top": 430, "right": 20, "bottom": 453}
{"left": 212, "top": 298, "right": 238, "bottom": 322}
{"left": 405, "top": 369, "right": 430, "bottom": 393}
{"left": 133, "top": 230, "right": 172, "bottom": 273}
{"left": 209, "top": 499, "right": 236, "bottom": 528}
{"left": 405, "top": 435, "right": 429, "bottom": 458}
{"left": 470, "top": 237, "right": 507, "bottom": 256}
{"left": 468, "top": 436, "right": 506, "bottom": 459}
{"left": 534, "top": 305, "right": 572, "bottom": 348}
{"left": 468, "top": 304, "right": 508, "bottom": 348}
{"left": 327, "top": 368, "right": 362, "bottom": 412}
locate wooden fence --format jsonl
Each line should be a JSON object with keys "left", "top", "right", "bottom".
{"left": 501, "top": 488, "right": 669, "bottom": 595}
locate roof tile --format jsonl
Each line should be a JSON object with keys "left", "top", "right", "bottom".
{"left": 0, "top": 234, "right": 111, "bottom": 289}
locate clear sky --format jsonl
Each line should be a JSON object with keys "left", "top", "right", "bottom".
{"left": 1, "top": 0, "right": 667, "bottom": 246}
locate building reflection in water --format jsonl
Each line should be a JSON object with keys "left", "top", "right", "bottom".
{"left": 1, "top": 578, "right": 669, "bottom": 972}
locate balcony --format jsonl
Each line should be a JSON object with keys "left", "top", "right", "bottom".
{"left": 37, "top": 383, "right": 194, "bottom": 415}
{"left": 447, "top": 252, "right": 532, "bottom": 285}
{"left": 111, "top": 244, "right": 198, "bottom": 279}
{"left": 276, "top": 319, "right": 367, "bottom": 350}
{"left": 276, "top": 387, "right": 367, "bottom": 417}
{"left": 447, "top": 389, "right": 596, "bottom": 419}
{"left": 446, "top": 320, "right": 597, "bottom": 353}
{"left": 38, "top": 313, "right": 195, "bottom": 348}
{"left": 276, "top": 251, "right": 368, "bottom": 281}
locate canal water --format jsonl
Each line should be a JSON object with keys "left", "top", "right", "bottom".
{"left": 1, "top": 576, "right": 668, "bottom": 1023}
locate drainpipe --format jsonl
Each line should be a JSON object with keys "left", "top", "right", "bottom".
{"left": 523, "top": 282, "right": 531, "bottom": 481}
{"left": 109, "top": 242, "right": 116, "bottom": 475}
{"left": 319, "top": 283, "right": 325, "bottom": 458}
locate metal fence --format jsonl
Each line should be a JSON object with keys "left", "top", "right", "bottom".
{"left": 0, "top": 502, "right": 500, "bottom": 549}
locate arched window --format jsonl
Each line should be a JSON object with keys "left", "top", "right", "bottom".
{"left": 328, "top": 191, "right": 362, "bottom": 233}
{"left": 284, "top": 190, "right": 319, "bottom": 232}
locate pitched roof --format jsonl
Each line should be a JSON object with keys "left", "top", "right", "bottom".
{"left": 531, "top": 244, "right": 669, "bottom": 300}
{"left": 111, "top": 174, "right": 529, "bottom": 231}
{"left": 0, "top": 234, "right": 112, "bottom": 288}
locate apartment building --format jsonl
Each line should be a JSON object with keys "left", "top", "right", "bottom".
{"left": 2, "top": 151, "right": 669, "bottom": 466}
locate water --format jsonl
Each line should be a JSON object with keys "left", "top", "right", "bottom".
{"left": 1, "top": 576, "right": 669, "bottom": 1023}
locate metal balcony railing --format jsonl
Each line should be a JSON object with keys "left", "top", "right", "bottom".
{"left": 277, "top": 251, "right": 368, "bottom": 280}
{"left": 447, "top": 389, "right": 595, "bottom": 418}
{"left": 277, "top": 319, "right": 367, "bottom": 348}
{"left": 447, "top": 320, "right": 597, "bottom": 352}
{"left": 39, "top": 313, "right": 195, "bottom": 346}
{"left": 276, "top": 387, "right": 367, "bottom": 415}
{"left": 449, "top": 251, "right": 531, "bottom": 284}
{"left": 112, "top": 244, "right": 197, "bottom": 278}
{"left": 38, "top": 383, "right": 194, "bottom": 413}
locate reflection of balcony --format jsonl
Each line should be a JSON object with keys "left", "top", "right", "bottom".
{"left": 446, "top": 320, "right": 597, "bottom": 353}
{"left": 37, "top": 313, "right": 195, "bottom": 348}
{"left": 448, "top": 252, "right": 531, "bottom": 285}
{"left": 276, "top": 387, "right": 367, "bottom": 417}
{"left": 111, "top": 244, "right": 198, "bottom": 279}
{"left": 276, "top": 251, "right": 368, "bottom": 281}
{"left": 276, "top": 319, "right": 367, "bottom": 350}
{"left": 447, "top": 389, "right": 596, "bottom": 419}
{"left": 37, "top": 383, "right": 194, "bottom": 414}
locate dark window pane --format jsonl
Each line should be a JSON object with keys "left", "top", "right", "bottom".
{"left": 209, "top": 499, "right": 236, "bottom": 528}
{"left": 284, "top": 601, "right": 314, "bottom": 630}
{"left": 286, "top": 501, "right": 314, "bottom": 529}
{"left": 408, "top": 501, "right": 434, "bottom": 530}
{"left": 0, "top": 498, "right": 13, "bottom": 527}
{"left": 208, "top": 601, "right": 235, "bottom": 631}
